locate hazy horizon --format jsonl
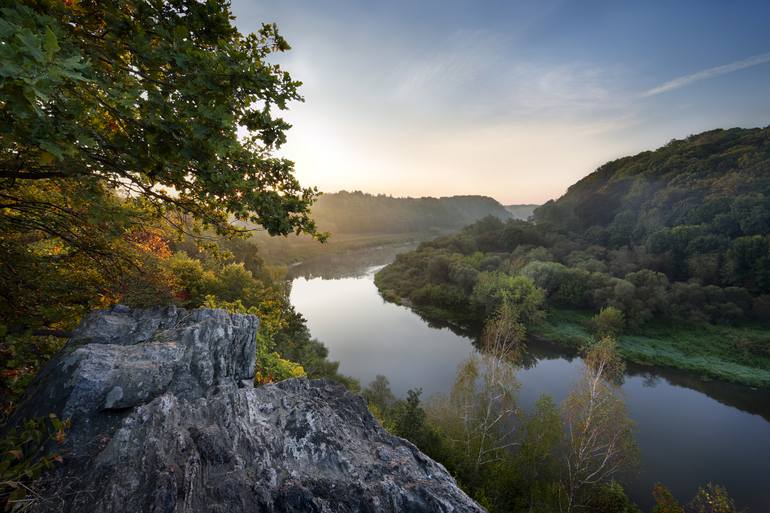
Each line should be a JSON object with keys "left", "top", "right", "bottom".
{"left": 316, "top": 189, "right": 542, "bottom": 205}
{"left": 231, "top": 1, "right": 770, "bottom": 204}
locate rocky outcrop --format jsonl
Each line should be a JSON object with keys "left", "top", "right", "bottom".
{"left": 8, "top": 305, "right": 484, "bottom": 513}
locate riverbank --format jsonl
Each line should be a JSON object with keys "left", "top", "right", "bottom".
{"left": 296, "top": 265, "right": 770, "bottom": 512}
{"left": 376, "top": 280, "right": 770, "bottom": 388}
{"left": 532, "top": 309, "right": 770, "bottom": 388}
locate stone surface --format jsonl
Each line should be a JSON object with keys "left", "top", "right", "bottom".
{"left": 7, "top": 306, "right": 484, "bottom": 513}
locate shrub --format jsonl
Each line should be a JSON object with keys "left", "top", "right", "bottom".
{"left": 591, "top": 307, "right": 625, "bottom": 338}
{"left": 1, "top": 414, "right": 70, "bottom": 511}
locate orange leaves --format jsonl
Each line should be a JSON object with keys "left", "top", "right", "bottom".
{"left": 125, "top": 228, "right": 172, "bottom": 259}
{"left": 0, "top": 369, "right": 24, "bottom": 380}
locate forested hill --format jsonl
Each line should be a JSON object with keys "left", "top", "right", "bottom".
{"left": 375, "top": 126, "right": 770, "bottom": 386}
{"left": 535, "top": 127, "right": 770, "bottom": 251}
{"left": 309, "top": 191, "right": 512, "bottom": 234}
{"left": 530, "top": 126, "right": 770, "bottom": 290}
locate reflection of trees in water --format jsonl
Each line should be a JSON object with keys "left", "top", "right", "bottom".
{"left": 406, "top": 299, "right": 770, "bottom": 420}
{"left": 625, "top": 362, "right": 770, "bottom": 422}
{"left": 519, "top": 337, "right": 580, "bottom": 369}
{"left": 411, "top": 310, "right": 481, "bottom": 339}
{"left": 641, "top": 374, "right": 661, "bottom": 388}
{"left": 414, "top": 302, "right": 769, "bottom": 421}
{"left": 295, "top": 245, "right": 770, "bottom": 425}
{"left": 398, "top": 299, "right": 584, "bottom": 371}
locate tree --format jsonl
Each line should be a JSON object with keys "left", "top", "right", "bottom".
{"left": 1, "top": 0, "right": 322, "bottom": 336}
{"left": 560, "top": 337, "right": 637, "bottom": 513}
{"left": 1, "top": 1, "right": 320, "bottom": 240}
{"left": 362, "top": 374, "right": 396, "bottom": 418}
{"left": 688, "top": 483, "right": 742, "bottom": 513}
{"left": 390, "top": 389, "right": 430, "bottom": 442}
{"left": 428, "top": 303, "right": 524, "bottom": 473}
{"left": 513, "top": 395, "right": 563, "bottom": 512}
{"left": 470, "top": 272, "right": 545, "bottom": 327}
{"left": 651, "top": 483, "right": 685, "bottom": 513}
{"left": 592, "top": 307, "right": 625, "bottom": 338}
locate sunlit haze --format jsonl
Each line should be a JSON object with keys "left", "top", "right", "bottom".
{"left": 230, "top": 1, "right": 770, "bottom": 204}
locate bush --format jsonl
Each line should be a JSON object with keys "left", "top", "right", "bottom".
{"left": 1, "top": 414, "right": 70, "bottom": 511}
{"left": 470, "top": 273, "right": 545, "bottom": 326}
{"left": 591, "top": 307, "right": 625, "bottom": 338}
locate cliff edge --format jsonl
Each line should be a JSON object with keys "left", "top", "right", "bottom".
{"left": 7, "top": 305, "right": 483, "bottom": 513}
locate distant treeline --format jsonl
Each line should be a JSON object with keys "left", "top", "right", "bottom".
{"left": 504, "top": 204, "right": 539, "bottom": 220}
{"left": 309, "top": 191, "right": 512, "bottom": 234}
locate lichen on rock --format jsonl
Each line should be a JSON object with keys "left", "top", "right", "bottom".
{"left": 6, "top": 305, "right": 484, "bottom": 513}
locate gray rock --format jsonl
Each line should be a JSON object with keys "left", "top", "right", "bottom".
{"left": 7, "top": 306, "right": 484, "bottom": 513}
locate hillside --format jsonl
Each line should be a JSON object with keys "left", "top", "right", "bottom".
{"left": 535, "top": 127, "right": 770, "bottom": 290}
{"left": 375, "top": 127, "right": 770, "bottom": 386}
{"left": 310, "top": 191, "right": 512, "bottom": 234}
{"left": 252, "top": 191, "right": 513, "bottom": 264}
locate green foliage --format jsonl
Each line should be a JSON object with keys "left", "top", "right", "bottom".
{"left": 0, "top": 334, "right": 65, "bottom": 417}
{"left": 585, "top": 481, "right": 641, "bottom": 513}
{"left": 688, "top": 483, "right": 742, "bottom": 513}
{"left": 561, "top": 337, "right": 637, "bottom": 511}
{"left": 536, "top": 128, "right": 770, "bottom": 290}
{"left": 376, "top": 127, "right": 770, "bottom": 386}
{"left": 0, "top": 0, "right": 324, "bottom": 358}
{"left": 1, "top": 0, "right": 320, "bottom": 239}
{"left": 0, "top": 414, "right": 69, "bottom": 512}
{"left": 370, "top": 325, "right": 638, "bottom": 513}
{"left": 254, "top": 332, "right": 306, "bottom": 385}
{"left": 591, "top": 307, "right": 626, "bottom": 339}
{"left": 199, "top": 291, "right": 343, "bottom": 388}
{"left": 387, "top": 389, "right": 448, "bottom": 458}
{"left": 533, "top": 307, "right": 770, "bottom": 387}
{"left": 470, "top": 272, "right": 545, "bottom": 326}
{"left": 362, "top": 375, "right": 396, "bottom": 418}
{"left": 650, "top": 482, "right": 743, "bottom": 513}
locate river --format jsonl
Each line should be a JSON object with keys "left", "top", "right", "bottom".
{"left": 289, "top": 257, "right": 770, "bottom": 512}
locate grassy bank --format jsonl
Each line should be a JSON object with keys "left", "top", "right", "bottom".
{"left": 533, "top": 309, "right": 770, "bottom": 388}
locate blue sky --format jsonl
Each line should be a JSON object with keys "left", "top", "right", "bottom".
{"left": 231, "top": 0, "right": 770, "bottom": 203}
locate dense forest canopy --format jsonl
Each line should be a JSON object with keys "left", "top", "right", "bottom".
{"left": 307, "top": 191, "right": 512, "bottom": 234}
{"left": 535, "top": 127, "right": 770, "bottom": 292}
{"left": 376, "top": 127, "right": 770, "bottom": 383}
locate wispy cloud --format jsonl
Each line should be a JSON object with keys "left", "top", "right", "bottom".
{"left": 643, "top": 51, "right": 770, "bottom": 96}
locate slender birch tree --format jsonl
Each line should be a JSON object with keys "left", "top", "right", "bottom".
{"left": 560, "top": 337, "right": 638, "bottom": 513}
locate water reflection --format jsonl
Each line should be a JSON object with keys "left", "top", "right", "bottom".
{"left": 290, "top": 267, "right": 476, "bottom": 397}
{"left": 289, "top": 256, "right": 770, "bottom": 512}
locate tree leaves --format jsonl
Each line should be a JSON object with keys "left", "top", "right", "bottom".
{"left": 1, "top": 0, "right": 319, "bottom": 238}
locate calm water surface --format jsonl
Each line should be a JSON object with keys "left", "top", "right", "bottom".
{"left": 290, "top": 263, "right": 770, "bottom": 512}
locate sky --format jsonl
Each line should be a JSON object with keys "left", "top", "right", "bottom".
{"left": 230, "top": 0, "right": 770, "bottom": 204}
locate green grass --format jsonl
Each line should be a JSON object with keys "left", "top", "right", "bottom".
{"left": 532, "top": 309, "right": 770, "bottom": 388}
{"left": 531, "top": 309, "right": 593, "bottom": 348}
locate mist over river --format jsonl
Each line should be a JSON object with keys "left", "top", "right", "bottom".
{"left": 289, "top": 255, "right": 770, "bottom": 512}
